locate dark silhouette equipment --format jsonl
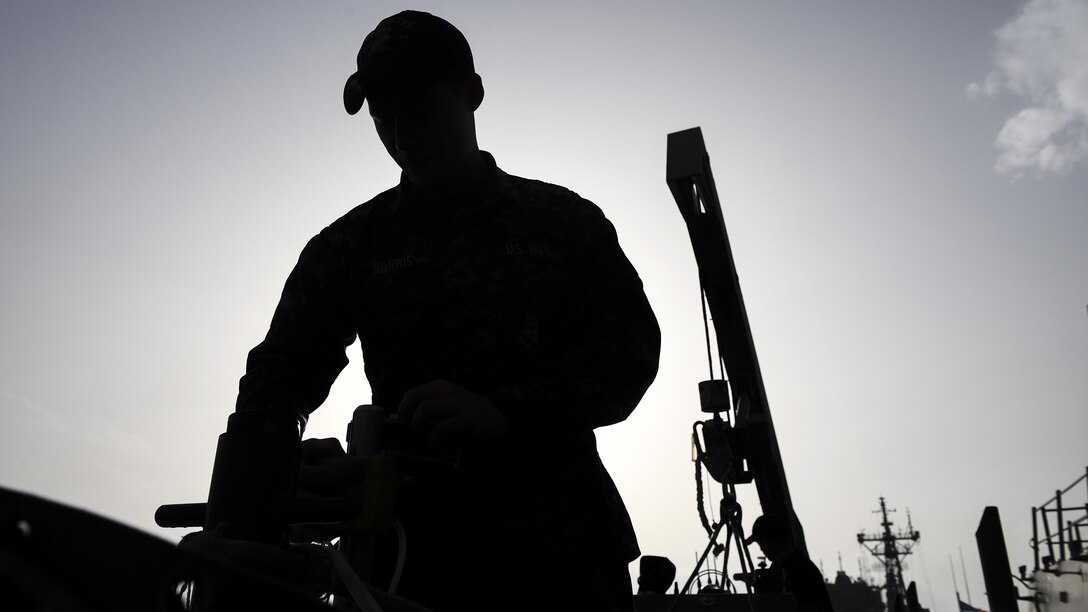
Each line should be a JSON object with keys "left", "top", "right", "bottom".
{"left": 641, "top": 127, "right": 813, "bottom": 612}
{"left": 0, "top": 485, "right": 331, "bottom": 612}
{"left": 666, "top": 127, "right": 803, "bottom": 550}
{"left": 975, "top": 507, "right": 1019, "bottom": 612}
{"left": 155, "top": 405, "right": 454, "bottom": 610}
{"left": 637, "top": 556, "right": 677, "bottom": 594}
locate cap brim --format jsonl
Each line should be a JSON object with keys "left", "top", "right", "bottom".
{"left": 344, "top": 74, "right": 365, "bottom": 115}
{"left": 744, "top": 535, "right": 758, "bottom": 546}
{"left": 345, "top": 60, "right": 445, "bottom": 115}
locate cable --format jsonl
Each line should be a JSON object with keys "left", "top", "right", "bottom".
{"left": 700, "top": 288, "right": 716, "bottom": 379}
{"left": 326, "top": 545, "right": 384, "bottom": 612}
{"left": 389, "top": 520, "right": 407, "bottom": 596}
{"left": 706, "top": 468, "right": 717, "bottom": 527}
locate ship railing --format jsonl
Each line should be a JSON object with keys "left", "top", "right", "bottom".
{"left": 1030, "top": 466, "right": 1088, "bottom": 571}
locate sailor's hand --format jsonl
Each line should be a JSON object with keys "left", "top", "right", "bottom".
{"left": 292, "top": 438, "right": 360, "bottom": 543}
{"left": 398, "top": 379, "right": 510, "bottom": 447}
{"left": 296, "top": 437, "right": 364, "bottom": 495}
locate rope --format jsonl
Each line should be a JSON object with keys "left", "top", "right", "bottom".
{"left": 693, "top": 422, "right": 712, "bottom": 536}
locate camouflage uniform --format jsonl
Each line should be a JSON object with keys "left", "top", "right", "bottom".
{"left": 777, "top": 551, "right": 835, "bottom": 612}
{"left": 238, "top": 152, "right": 660, "bottom": 610}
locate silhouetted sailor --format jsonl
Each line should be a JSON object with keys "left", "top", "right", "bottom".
{"left": 235, "top": 10, "right": 660, "bottom": 612}
{"left": 747, "top": 515, "right": 835, "bottom": 612}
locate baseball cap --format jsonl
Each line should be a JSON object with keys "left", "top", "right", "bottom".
{"left": 745, "top": 514, "right": 788, "bottom": 546}
{"left": 343, "top": 10, "right": 475, "bottom": 115}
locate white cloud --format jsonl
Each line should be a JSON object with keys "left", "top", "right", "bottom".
{"left": 0, "top": 389, "right": 164, "bottom": 532}
{"left": 0, "top": 388, "right": 156, "bottom": 468}
{"left": 969, "top": 0, "right": 1088, "bottom": 176}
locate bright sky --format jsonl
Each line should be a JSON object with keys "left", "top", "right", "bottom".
{"left": 2, "top": 1, "right": 1086, "bottom": 610}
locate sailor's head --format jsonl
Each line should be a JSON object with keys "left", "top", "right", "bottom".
{"left": 746, "top": 514, "right": 792, "bottom": 562}
{"left": 344, "top": 11, "right": 484, "bottom": 192}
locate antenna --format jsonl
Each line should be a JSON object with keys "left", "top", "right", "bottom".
{"left": 959, "top": 546, "right": 973, "bottom": 605}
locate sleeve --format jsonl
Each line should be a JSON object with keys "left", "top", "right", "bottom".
{"left": 490, "top": 201, "right": 661, "bottom": 439}
{"left": 235, "top": 232, "right": 358, "bottom": 428}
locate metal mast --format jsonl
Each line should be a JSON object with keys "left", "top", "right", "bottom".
{"left": 857, "top": 497, "right": 920, "bottom": 611}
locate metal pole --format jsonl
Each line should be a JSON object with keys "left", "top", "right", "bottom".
{"left": 949, "top": 555, "right": 960, "bottom": 602}
{"left": 1056, "top": 489, "right": 1065, "bottom": 561}
{"left": 675, "top": 518, "right": 728, "bottom": 599}
{"left": 1042, "top": 502, "right": 1056, "bottom": 564}
{"left": 1032, "top": 507, "right": 1040, "bottom": 571}
{"left": 959, "top": 546, "right": 972, "bottom": 604}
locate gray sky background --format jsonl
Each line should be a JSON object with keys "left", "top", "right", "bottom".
{"left": 2, "top": 1, "right": 1086, "bottom": 610}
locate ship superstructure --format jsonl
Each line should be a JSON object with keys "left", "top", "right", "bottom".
{"left": 857, "top": 497, "right": 923, "bottom": 612}
{"left": 977, "top": 467, "right": 1087, "bottom": 612}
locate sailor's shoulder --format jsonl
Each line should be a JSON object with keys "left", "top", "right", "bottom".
{"left": 498, "top": 171, "right": 604, "bottom": 221}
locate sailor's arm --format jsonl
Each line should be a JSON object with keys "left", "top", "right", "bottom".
{"left": 236, "top": 232, "right": 357, "bottom": 430}
{"left": 490, "top": 201, "right": 661, "bottom": 439}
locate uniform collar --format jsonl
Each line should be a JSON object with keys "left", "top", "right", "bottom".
{"left": 394, "top": 151, "right": 506, "bottom": 220}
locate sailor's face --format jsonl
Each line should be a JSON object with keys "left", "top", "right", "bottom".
{"left": 367, "top": 78, "right": 477, "bottom": 192}
{"left": 756, "top": 540, "right": 785, "bottom": 563}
